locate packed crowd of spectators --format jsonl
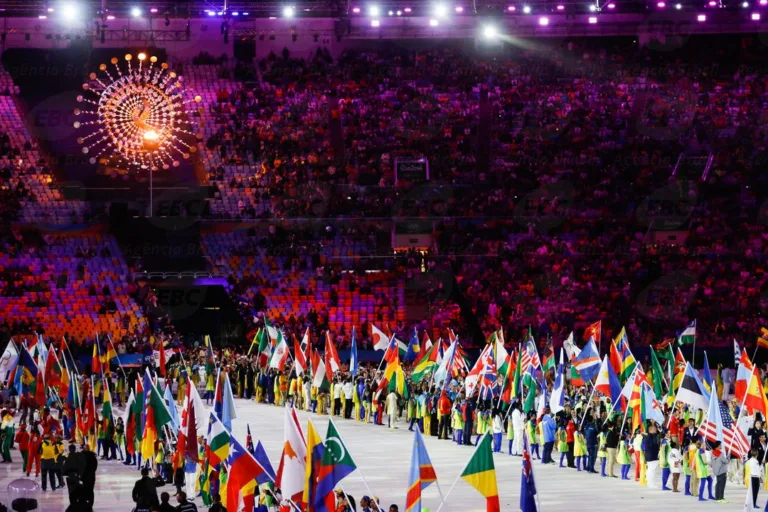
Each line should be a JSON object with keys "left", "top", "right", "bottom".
{"left": 1, "top": 36, "right": 768, "bottom": 352}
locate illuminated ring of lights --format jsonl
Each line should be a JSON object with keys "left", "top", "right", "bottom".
{"left": 74, "top": 54, "right": 202, "bottom": 172}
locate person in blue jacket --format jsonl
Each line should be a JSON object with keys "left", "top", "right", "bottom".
{"left": 583, "top": 412, "right": 599, "bottom": 473}
{"left": 540, "top": 408, "right": 557, "bottom": 464}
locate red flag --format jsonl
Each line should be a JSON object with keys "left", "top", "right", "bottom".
{"left": 583, "top": 321, "right": 601, "bottom": 343}
{"left": 608, "top": 341, "right": 622, "bottom": 379}
{"left": 92, "top": 343, "right": 102, "bottom": 375}
{"left": 183, "top": 385, "right": 199, "bottom": 462}
{"left": 324, "top": 332, "right": 341, "bottom": 376}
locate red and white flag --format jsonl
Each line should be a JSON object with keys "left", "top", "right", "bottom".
{"left": 276, "top": 407, "right": 307, "bottom": 504}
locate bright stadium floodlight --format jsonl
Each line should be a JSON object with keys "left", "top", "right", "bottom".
{"left": 371, "top": 18, "right": 380, "bottom": 26}
{"left": 539, "top": 15, "right": 549, "bottom": 24}
{"left": 61, "top": 3, "right": 78, "bottom": 21}
{"left": 434, "top": 3, "right": 449, "bottom": 17}
{"left": 697, "top": 13, "right": 706, "bottom": 20}
{"left": 131, "top": 6, "right": 142, "bottom": 17}
{"left": 675, "top": 2, "right": 682, "bottom": 8}
{"left": 369, "top": 4, "right": 380, "bottom": 16}
{"left": 588, "top": 15, "right": 598, "bottom": 22}
{"left": 429, "top": 18, "right": 439, "bottom": 25}
{"left": 589, "top": 4, "right": 598, "bottom": 11}
{"left": 282, "top": 5, "right": 295, "bottom": 17}
{"left": 482, "top": 24, "right": 498, "bottom": 39}
{"left": 742, "top": 1, "right": 749, "bottom": 7}
{"left": 523, "top": 5, "right": 531, "bottom": 13}
{"left": 752, "top": 11, "right": 761, "bottom": 18}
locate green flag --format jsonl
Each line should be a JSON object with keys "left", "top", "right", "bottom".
{"left": 523, "top": 380, "right": 536, "bottom": 414}
{"left": 511, "top": 346, "right": 523, "bottom": 400}
{"left": 650, "top": 347, "right": 665, "bottom": 398}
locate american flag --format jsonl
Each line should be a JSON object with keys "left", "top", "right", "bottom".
{"left": 520, "top": 339, "right": 540, "bottom": 376}
{"left": 698, "top": 400, "right": 750, "bottom": 460}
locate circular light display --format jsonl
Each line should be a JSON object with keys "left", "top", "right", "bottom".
{"left": 74, "top": 53, "right": 202, "bottom": 171}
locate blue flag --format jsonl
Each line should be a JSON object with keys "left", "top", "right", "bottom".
{"left": 350, "top": 327, "right": 358, "bottom": 377}
{"left": 702, "top": 351, "right": 713, "bottom": 393}
{"left": 521, "top": 430, "right": 538, "bottom": 512}
{"left": 573, "top": 337, "right": 601, "bottom": 383}
{"left": 163, "top": 384, "right": 180, "bottom": 431}
{"left": 404, "top": 328, "right": 420, "bottom": 363}
{"left": 254, "top": 440, "right": 277, "bottom": 484}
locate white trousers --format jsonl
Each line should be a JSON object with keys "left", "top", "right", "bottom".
{"left": 646, "top": 460, "right": 659, "bottom": 488}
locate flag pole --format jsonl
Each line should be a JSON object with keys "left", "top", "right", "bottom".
{"left": 61, "top": 336, "right": 80, "bottom": 376}
{"left": 579, "top": 381, "right": 598, "bottom": 428}
{"left": 434, "top": 432, "right": 488, "bottom": 512}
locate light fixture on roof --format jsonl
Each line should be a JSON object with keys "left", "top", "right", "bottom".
{"left": 675, "top": 3, "right": 682, "bottom": 8}
{"left": 539, "top": 15, "right": 549, "bottom": 24}
{"left": 482, "top": 24, "right": 498, "bottom": 38}
{"left": 752, "top": 11, "right": 761, "bottom": 18}
{"left": 588, "top": 15, "right": 598, "bottom": 21}
{"left": 434, "top": 3, "right": 449, "bottom": 17}
{"left": 455, "top": 5, "right": 464, "bottom": 12}
{"left": 697, "top": 13, "right": 706, "bottom": 20}
{"left": 130, "top": 6, "right": 142, "bottom": 17}
{"left": 429, "top": 18, "right": 439, "bottom": 25}
{"left": 589, "top": 4, "right": 598, "bottom": 11}
{"left": 282, "top": 5, "right": 295, "bottom": 17}
{"left": 523, "top": 5, "right": 531, "bottom": 13}
{"left": 369, "top": 4, "right": 380, "bottom": 16}
{"left": 371, "top": 18, "right": 380, "bottom": 26}
{"left": 61, "top": 3, "right": 79, "bottom": 21}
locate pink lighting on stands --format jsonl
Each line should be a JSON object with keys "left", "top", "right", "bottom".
{"left": 752, "top": 11, "right": 761, "bottom": 18}
{"left": 150, "top": 7, "right": 158, "bottom": 13}
{"left": 657, "top": 2, "right": 665, "bottom": 7}
{"left": 404, "top": 7, "right": 412, "bottom": 11}
{"left": 507, "top": 5, "right": 516, "bottom": 10}
{"left": 352, "top": 6, "right": 360, "bottom": 12}
{"left": 38, "top": 14, "right": 46, "bottom": 19}
{"left": 589, "top": 15, "right": 598, "bottom": 22}
{"left": 107, "top": 14, "right": 115, "bottom": 19}
{"left": 707, "top": 1, "right": 715, "bottom": 5}
{"left": 607, "top": 3, "right": 615, "bottom": 7}
{"left": 556, "top": 4, "right": 565, "bottom": 9}
{"left": 455, "top": 6, "right": 464, "bottom": 12}
{"left": 539, "top": 15, "right": 549, "bottom": 24}
{"left": 697, "top": 13, "right": 706, "bottom": 20}
{"left": 371, "top": 19, "right": 380, "bottom": 26}
{"left": 47, "top": 7, "right": 54, "bottom": 12}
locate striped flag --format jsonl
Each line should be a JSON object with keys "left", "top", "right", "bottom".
{"left": 698, "top": 382, "right": 750, "bottom": 459}
{"left": 405, "top": 429, "right": 438, "bottom": 512}
{"left": 758, "top": 327, "right": 768, "bottom": 350}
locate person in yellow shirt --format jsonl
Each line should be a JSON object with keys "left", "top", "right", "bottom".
{"left": 40, "top": 435, "right": 62, "bottom": 491}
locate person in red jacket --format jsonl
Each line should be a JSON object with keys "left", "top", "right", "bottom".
{"left": 26, "top": 428, "right": 41, "bottom": 477}
{"left": 437, "top": 392, "right": 452, "bottom": 440}
{"left": 40, "top": 408, "right": 59, "bottom": 438}
{"left": 15, "top": 424, "right": 29, "bottom": 473}
{"left": 566, "top": 418, "right": 576, "bottom": 469}
{"left": 18, "top": 393, "right": 32, "bottom": 426}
